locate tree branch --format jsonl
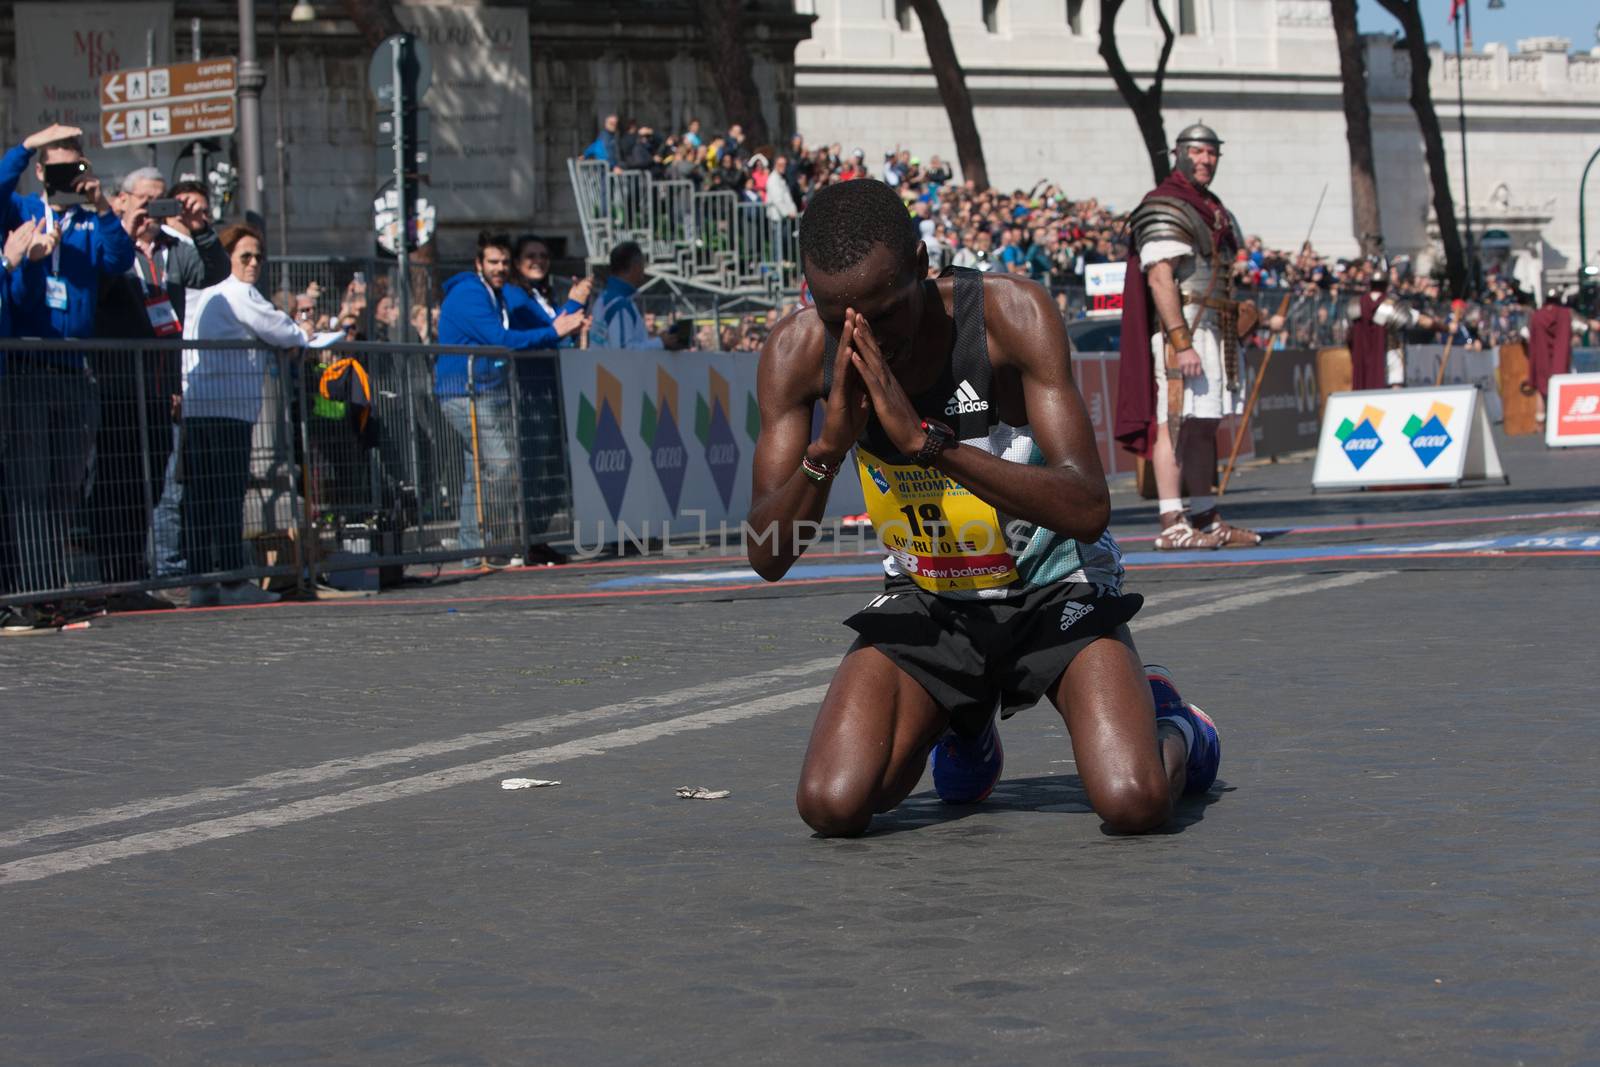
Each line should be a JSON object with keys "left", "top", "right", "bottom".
{"left": 1098, "top": 0, "right": 1171, "bottom": 182}
{"left": 1149, "top": 0, "right": 1176, "bottom": 112}
{"left": 910, "top": 0, "right": 989, "bottom": 191}
{"left": 1374, "top": 0, "right": 1467, "bottom": 294}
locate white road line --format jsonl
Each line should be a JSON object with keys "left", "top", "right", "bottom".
{"left": 1136, "top": 570, "right": 1387, "bottom": 630}
{"left": 0, "top": 656, "right": 842, "bottom": 851}
{"left": 0, "top": 685, "right": 832, "bottom": 886}
{"left": 1134, "top": 572, "right": 1305, "bottom": 610}
{"left": 1, "top": 570, "right": 1388, "bottom": 885}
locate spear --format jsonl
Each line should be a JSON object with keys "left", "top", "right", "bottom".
{"left": 1220, "top": 184, "right": 1329, "bottom": 497}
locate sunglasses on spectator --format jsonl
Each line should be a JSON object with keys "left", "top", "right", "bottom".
{"left": 238, "top": 251, "right": 264, "bottom": 263}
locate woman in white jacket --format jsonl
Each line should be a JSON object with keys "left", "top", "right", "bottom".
{"left": 180, "top": 224, "right": 309, "bottom": 606}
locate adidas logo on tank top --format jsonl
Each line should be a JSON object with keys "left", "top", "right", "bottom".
{"left": 945, "top": 379, "right": 989, "bottom": 416}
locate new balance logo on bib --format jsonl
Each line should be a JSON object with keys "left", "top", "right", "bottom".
{"left": 945, "top": 379, "right": 989, "bottom": 416}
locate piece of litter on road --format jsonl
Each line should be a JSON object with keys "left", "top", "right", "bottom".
{"left": 501, "top": 778, "right": 560, "bottom": 790}
{"left": 675, "top": 786, "right": 731, "bottom": 800}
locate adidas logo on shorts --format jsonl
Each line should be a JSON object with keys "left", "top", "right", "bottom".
{"left": 1059, "top": 601, "right": 1095, "bottom": 631}
{"left": 945, "top": 379, "right": 989, "bottom": 416}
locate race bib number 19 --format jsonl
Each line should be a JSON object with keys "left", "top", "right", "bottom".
{"left": 856, "top": 446, "right": 1017, "bottom": 594}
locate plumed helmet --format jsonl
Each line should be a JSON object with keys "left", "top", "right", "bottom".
{"left": 1174, "top": 122, "right": 1223, "bottom": 152}
{"left": 1365, "top": 254, "right": 1390, "bottom": 291}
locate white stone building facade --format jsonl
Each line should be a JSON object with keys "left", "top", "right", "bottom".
{"left": 793, "top": 0, "right": 1600, "bottom": 284}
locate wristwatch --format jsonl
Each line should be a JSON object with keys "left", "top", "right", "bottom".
{"left": 914, "top": 418, "right": 956, "bottom": 467}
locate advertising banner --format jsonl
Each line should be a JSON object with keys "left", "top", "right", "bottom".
{"left": 13, "top": 2, "right": 173, "bottom": 179}
{"left": 1403, "top": 343, "right": 1502, "bottom": 421}
{"left": 558, "top": 350, "right": 866, "bottom": 545}
{"left": 1544, "top": 373, "right": 1600, "bottom": 448}
{"left": 398, "top": 3, "right": 532, "bottom": 222}
{"left": 1312, "top": 385, "right": 1506, "bottom": 491}
{"left": 1071, "top": 352, "right": 1122, "bottom": 477}
{"left": 1246, "top": 348, "right": 1321, "bottom": 459}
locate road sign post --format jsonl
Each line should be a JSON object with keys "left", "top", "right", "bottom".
{"left": 369, "top": 33, "right": 432, "bottom": 340}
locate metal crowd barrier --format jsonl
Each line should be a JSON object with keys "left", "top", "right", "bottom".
{"left": 567, "top": 158, "right": 800, "bottom": 296}
{"left": 0, "top": 339, "right": 572, "bottom": 609}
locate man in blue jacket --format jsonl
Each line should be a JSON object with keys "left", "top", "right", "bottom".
{"left": 590, "top": 241, "right": 688, "bottom": 351}
{"left": 1, "top": 128, "right": 134, "bottom": 607}
{"left": 436, "top": 231, "right": 589, "bottom": 565}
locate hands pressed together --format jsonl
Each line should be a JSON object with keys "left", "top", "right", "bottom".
{"left": 813, "top": 309, "right": 924, "bottom": 464}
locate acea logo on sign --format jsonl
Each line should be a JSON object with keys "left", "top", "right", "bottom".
{"left": 575, "top": 365, "right": 632, "bottom": 520}
{"left": 1334, "top": 405, "right": 1385, "bottom": 470}
{"left": 640, "top": 366, "right": 687, "bottom": 513}
{"left": 695, "top": 368, "right": 740, "bottom": 509}
{"left": 1402, "top": 401, "right": 1454, "bottom": 468}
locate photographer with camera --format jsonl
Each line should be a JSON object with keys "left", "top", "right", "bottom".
{"left": 0, "top": 128, "right": 134, "bottom": 613}
{"left": 86, "top": 169, "right": 230, "bottom": 607}
{"left": 97, "top": 171, "right": 228, "bottom": 339}
{"left": 0, "top": 126, "right": 83, "bottom": 337}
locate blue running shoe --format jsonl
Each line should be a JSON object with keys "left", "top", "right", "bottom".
{"left": 930, "top": 713, "right": 1004, "bottom": 804}
{"left": 1146, "top": 665, "right": 1221, "bottom": 796}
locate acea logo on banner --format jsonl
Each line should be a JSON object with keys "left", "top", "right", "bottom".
{"left": 1334, "top": 405, "right": 1385, "bottom": 470}
{"left": 694, "top": 368, "right": 740, "bottom": 508}
{"left": 1402, "top": 401, "right": 1454, "bottom": 467}
{"left": 640, "top": 366, "right": 688, "bottom": 513}
{"left": 575, "top": 365, "right": 632, "bottom": 521}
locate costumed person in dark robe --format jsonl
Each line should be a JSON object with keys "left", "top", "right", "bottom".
{"left": 1113, "top": 122, "right": 1278, "bottom": 550}
{"left": 1522, "top": 287, "right": 1599, "bottom": 422}
{"left": 1345, "top": 257, "right": 1438, "bottom": 390}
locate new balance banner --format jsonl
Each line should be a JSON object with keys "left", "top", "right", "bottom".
{"left": 1545, "top": 373, "right": 1600, "bottom": 447}
{"left": 1312, "top": 385, "right": 1506, "bottom": 490}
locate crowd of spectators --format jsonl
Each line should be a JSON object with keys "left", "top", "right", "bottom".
{"left": 0, "top": 124, "right": 329, "bottom": 628}
{"left": 578, "top": 113, "right": 1546, "bottom": 353}
{"left": 0, "top": 116, "right": 1561, "bottom": 627}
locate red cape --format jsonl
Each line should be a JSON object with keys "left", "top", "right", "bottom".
{"left": 1348, "top": 291, "right": 1389, "bottom": 391}
{"left": 1526, "top": 305, "right": 1573, "bottom": 398}
{"left": 1113, "top": 171, "right": 1238, "bottom": 457}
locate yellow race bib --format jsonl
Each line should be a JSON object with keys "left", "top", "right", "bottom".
{"left": 856, "top": 446, "right": 1018, "bottom": 594}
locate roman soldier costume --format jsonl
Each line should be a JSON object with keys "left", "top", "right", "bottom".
{"left": 1115, "top": 122, "right": 1260, "bottom": 550}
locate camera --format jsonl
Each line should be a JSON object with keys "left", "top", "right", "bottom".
{"left": 43, "top": 160, "right": 89, "bottom": 207}
{"left": 146, "top": 198, "right": 183, "bottom": 219}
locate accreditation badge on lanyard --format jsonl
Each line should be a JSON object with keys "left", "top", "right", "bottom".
{"left": 140, "top": 250, "right": 180, "bottom": 336}
{"left": 43, "top": 201, "right": 68, "bottom": 311}
{"left": 855, "top": 446, "right": 1018, "bottom": 594}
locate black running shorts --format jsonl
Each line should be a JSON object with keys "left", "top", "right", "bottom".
{"left": 843, "top": 580, "right": 1144, "bottom": 734}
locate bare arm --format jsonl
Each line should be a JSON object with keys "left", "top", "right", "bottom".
{"left": 847, "top": 281, "right": 1110, "bottom": 543}
{"left": 1146, "top": 260, "right": 1201, "bottom": 377}
{"left": 746, "top": 312, "right": 869, "bottom": 581}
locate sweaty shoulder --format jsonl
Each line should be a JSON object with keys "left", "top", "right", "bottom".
{"left": 756, "top": 305, "right": 828, "bottom": 407}
{"left": 979, "top": 274, "right": 1066, "bottom": 373}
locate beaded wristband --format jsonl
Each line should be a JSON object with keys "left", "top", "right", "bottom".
{"left": 801, "top": 455, "right": 839, "bottom": 483}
